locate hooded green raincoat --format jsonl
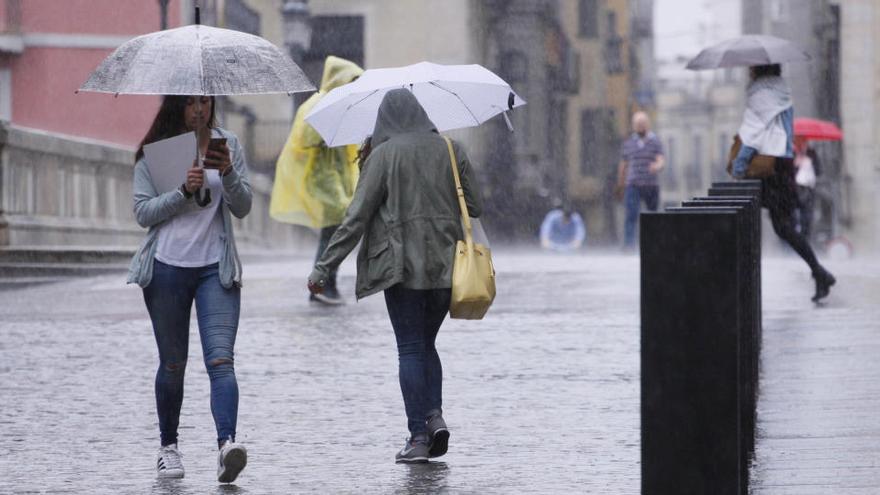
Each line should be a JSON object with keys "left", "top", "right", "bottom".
{"left": 310, "top": 89, "right": 483, "bottom": 300}
{"left": 270, "top": 56, "right": 364, "bottom": 227}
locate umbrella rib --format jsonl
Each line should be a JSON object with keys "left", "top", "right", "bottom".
{"left": 428, "top": 82, "right": 481, "bottom": 126}
{"left": 328, "top": 89, "right": 381, "bottom": 146}
{"left": 197, "top": 26, "right": 205, "bottom": 95}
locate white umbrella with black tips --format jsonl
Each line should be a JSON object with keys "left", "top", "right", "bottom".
{"left": 305, "top": 61, "right": 526, "bottom": 147}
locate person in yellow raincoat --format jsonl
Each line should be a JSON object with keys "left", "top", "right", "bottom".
{"left": 270, "top": 56, "right": 363, "bottom": 305}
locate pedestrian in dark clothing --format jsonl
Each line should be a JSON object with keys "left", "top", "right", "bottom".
{"left": 793, "top": 136, "right": 820, "bottom": 239}
{"left": 617, "top": 111, "right": 665, "bottom": 249}
{"left": 307, "top": 89, "right": 483, "bottom": 463}
{"left": 731, "top": 64, "right": 835, "bottom": 301}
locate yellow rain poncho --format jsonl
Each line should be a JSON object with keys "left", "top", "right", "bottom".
{"left": 270, "top": 56, "right": 364, "bottom": 227}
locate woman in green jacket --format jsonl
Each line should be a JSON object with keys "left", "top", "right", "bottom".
{"left": 308, "top": 89, "right": 483, "bottom": 463}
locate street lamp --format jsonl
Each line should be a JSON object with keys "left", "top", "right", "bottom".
{"left": 281, "top": 1, "right": 312, "bottom": 113}
{"left": 281, "top": 0, "right": 311, "bottom": 64}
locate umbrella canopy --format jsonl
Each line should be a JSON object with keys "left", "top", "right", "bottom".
{"left": 685, "top": 34, "right": 810, "bottom": 70}
{"left": 79, "top": 24, "right": 314, "bottom": 96}
{"left": 794, "top": 117, "right": 843, "bottom": 141}
{"left": 305, "top": 61, "right": 526, "bottom": 147}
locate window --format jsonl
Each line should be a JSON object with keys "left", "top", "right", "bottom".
{"left": 663, "top": 137, "right": 678, "bottom": 189}
{"left": 306, "top": 16, "right": 365, "bottom": 68}
{"left": 604, "top": 11, "right": 624, "bottom": 74}
{"left": 0, "top": 68, "right": 10, "bottom": 121}
{"left": 580, "top": 108, "right": 618, "bottom": 177}
{"left": 578, "top": 0, "right": 599, "bottom": 38}
{"left": 501, "top": 51, "right": 528, "bottom": 84}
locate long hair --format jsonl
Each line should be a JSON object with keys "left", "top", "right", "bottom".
{"left": 135, "top": 95, "right": 216, "bottom": 161}
{"left": 356, "top": 136, "right": 372, "bottom": 170}
{"left": 750, "top": 64, "right": 781, "bottom": 81}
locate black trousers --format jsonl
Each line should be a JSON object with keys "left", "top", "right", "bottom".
{"left": 762, "top": 158, "right": 820, "bottom": 274}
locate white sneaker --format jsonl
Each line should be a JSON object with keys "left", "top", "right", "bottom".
{"left": 156, "top": 444, "right": 184, "bottom": 479}
{"left": 217, "top": 439, "right": 247, "bottom": 483}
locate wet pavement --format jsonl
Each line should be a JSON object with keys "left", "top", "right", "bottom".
{"left": 0, "top": 250, "right": 877, "bottom": 493}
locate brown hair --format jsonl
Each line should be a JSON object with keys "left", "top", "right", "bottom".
{"left": 356, "top": 136, "right": 372, "bottom": 170}
{"left": 750, "top": 64, "right": 781, "bottom": 80}
{"left": 135, "top": 95, "right": 216, "bottom": 161}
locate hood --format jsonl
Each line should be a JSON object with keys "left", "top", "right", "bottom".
{"left": 320, "top": 56, "right": 363, "bottom": 93}
{"left": 372, "top": 89, "right": 438, "bottom": 145}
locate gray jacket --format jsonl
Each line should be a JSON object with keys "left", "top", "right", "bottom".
{"left": 127, "top": 128, "right": 252, "bottom": 289}
{"left": 309, "top": 89, "right": 482, "bottom": 299}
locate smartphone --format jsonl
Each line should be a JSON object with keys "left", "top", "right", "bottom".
{"left": 203, "top": 137, "right": 228, "bottom": 169}
{"left": 208, "top": 137, "right": 227, "bottom": 152}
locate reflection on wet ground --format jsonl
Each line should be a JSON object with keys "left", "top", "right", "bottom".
{"left": 1, "top": 252, "right": 877, "bottom": 493}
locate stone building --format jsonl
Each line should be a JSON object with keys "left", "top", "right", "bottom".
{"left": 294, "top": 0, "right": 652, "bottom": 242}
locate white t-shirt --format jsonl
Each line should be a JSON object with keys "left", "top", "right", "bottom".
{"left": 155, "top": 142, "right": 226, "bottom": 267}
{"left": 795, "top": 153, "right": 817, "bottom": 188}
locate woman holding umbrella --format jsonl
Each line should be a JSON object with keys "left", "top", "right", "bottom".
{"left": 79, "top": 10, "right": 315, "bottom": 482}
{"left": 308, "top": 89, "right": 483, "bottom": 463}
{"left": 130, "top": 95, "right": 252, "bottom": 482}
{"left": 730, "top": 63, "right": 835, "bottom": 301}
{"left": 687, "top": 35, "right": 835, "bottom": 302}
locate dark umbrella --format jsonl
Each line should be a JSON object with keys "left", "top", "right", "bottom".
{"left": 685, "top": 34, "right": 810, "bottom": 70}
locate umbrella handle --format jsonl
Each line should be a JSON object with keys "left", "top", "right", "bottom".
{"left": 194, "top": 188, "right": 211, "bottom": 207}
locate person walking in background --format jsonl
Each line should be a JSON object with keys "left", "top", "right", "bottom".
{"left": 616, "top": 111, "right": 665, "bottom": 250}
{"left": 793, "top": 136, "right": 821, "bottom": 240}
{"left": 307, "top": 89, "right": 483, "bottom": 463}
{"left": 270, "top": 55, "right": 363, "bottom": 305}
{"left": 540, "top": 205, "right": 586, "bottom": 252}
{"left": 731, "top": 64, "right": 835, "bottom": 301}
{"left": 129, "top": 95, "right": 252, "bottom": 483}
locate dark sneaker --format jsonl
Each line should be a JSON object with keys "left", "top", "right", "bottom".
{"left": 395, "top": 435, "right": 430, "bottom": 464}
{"left": 812, "top": 267, "right": 836, "bottom": 302}
{"left": 217, "top": 439, "right": 247, "bottom": 483}
{"left": 426, "top": 409, "right": 449, "bottom": 458}
{"left": 313, "top": 285, "right": 345, "bottom": 306}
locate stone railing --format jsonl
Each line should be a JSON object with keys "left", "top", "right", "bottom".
{"left": 0, "top": 122, "right": 311, "bottom": 252}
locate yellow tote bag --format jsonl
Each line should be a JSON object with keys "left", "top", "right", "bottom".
{"left": 444, "top": 137, "right": 496, "bottom": 320}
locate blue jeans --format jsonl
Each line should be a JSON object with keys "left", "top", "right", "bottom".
{"left": 384, "top": 285, "right": 451, "bottom": 436}
{"left": 623, "top": 185, "right": 660, "bottom": 248}
{"left": 143, "top": 260, "right": 241, "bottom": 447}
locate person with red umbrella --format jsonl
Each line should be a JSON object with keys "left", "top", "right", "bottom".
{"left": 792, "top": 119, "right": 842, "bottom": 240}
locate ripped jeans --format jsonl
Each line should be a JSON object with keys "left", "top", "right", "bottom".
{"left": 143, "top": 260, "right": 241, "bottom": 447}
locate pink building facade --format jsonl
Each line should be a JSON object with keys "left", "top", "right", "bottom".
{"left": 0, "top": 0, "right": 185, "bottom": 147}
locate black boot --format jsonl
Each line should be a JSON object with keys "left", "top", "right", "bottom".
{"left": 812, "top": 266, "right": 836, "bottom": 302}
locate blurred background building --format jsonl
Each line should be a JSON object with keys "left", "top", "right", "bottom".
{"left": 1, "top": 0, "right": 879, "bottom": 255}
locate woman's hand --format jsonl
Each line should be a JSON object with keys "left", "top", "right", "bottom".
{"left": 185, "top": 161, "right": 205, "bottom": 194}
{"left": 204, "top": 142, "right": 232, "bottom": 176}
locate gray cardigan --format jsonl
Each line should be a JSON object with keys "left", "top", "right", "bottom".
{"left": 127, "top": 128, "right": 252, "bottom": 289}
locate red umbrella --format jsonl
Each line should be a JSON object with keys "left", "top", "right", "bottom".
{"left": 794, "top": 118, "right": 843, "bottom": 141}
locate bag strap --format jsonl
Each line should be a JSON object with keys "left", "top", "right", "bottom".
{"left": 443, "top": 136, "right": 474, "bottom": 246}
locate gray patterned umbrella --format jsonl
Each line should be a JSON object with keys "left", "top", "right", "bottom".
{"left": 79, "top": 24, "right": 315, "bottom": 96}
{"left": 685, "top": 34, "right": 810, "bottom": 70}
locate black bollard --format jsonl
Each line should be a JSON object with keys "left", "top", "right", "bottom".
{"left": 641, "top": 208, "right": 750, "bottom": 495}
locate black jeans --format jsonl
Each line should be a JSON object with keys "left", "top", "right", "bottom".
{"left": 795, "top": 185, "right": 815, "bottom": 239}
{"left": 383, "top": 285, "right": 452, "bottom": 436}
{"left": 315, "top": 225, "right": 339, "bottom": 287}
{"left": 762, "top": 159, "right": 820, "bottom": 274}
